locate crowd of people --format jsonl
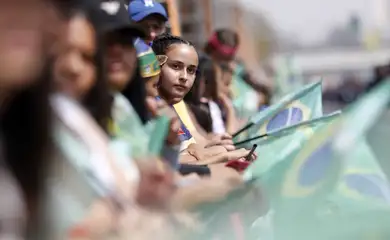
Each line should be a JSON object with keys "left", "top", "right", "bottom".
{"left": 0, "top": 0, "right": 273, "bottom": 238}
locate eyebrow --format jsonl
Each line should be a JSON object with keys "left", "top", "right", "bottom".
{"left": 167, "top": 59, "right": 197, "bottom": 68}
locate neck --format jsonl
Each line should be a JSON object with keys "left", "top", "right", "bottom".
{"left": 159, "top": 91, "right": 179, "bottom": 105}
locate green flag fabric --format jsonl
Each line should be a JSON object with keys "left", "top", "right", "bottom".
{"left": 242, "top": 112, "right": 341, "bottom": 181}
{"left": 231, "top": 63, "right": 260, "bottom": 120}
{"left": 194, "top": 80, "right": 390, "bottom": 240}
{"left": 233, "top": 81, "right": 323, "bottom": 142}
{"left": 271, "top": 79, "right": 390, "bottom": 240}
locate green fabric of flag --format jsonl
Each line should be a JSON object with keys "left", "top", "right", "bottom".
{"left": 270, "top": 79, "right": 390, "bottom": 240}
{"left": 233, "top": 81, "right": 323, "bottom": 142}
{"left": 242, "top": 112, "right": 341, "bottom": 181}
{"left": 231, "top": 63, "right": 259, "bottom": 119}
{"left": 330, "top": 140, "right": 390, "bottom": 212}
{"left": 109, "top": 92, "right": 150, "bottom": 158}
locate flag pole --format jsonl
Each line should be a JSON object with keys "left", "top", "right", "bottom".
{"left": 165, "top": 0, "right": 181, "bottom": 36}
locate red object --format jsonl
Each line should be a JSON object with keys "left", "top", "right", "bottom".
{"left": 208, "top": 32, "right": 237, "bottom": 56}
{"left": 225, "top": 159, "right": 250, "bottom": 172}
{"left": 68, "top": 224, "right": 90, "bottom": 238}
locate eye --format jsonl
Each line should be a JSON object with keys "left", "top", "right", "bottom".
{"left": 171, "top": 63, "right": 180, "bottom": 70}
{"left": 187, "top": 67, "right": 197, "bottom": 75}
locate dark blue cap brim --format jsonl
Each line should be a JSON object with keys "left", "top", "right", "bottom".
{"left": 131, "top": 8, "right": 168, "bottom": 22}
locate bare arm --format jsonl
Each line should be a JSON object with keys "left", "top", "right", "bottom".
{"left": 218, "top": 94, "right": 239, "bottom": 135}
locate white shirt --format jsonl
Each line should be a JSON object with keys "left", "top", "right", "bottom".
{"left": 209, "top": 100, "right": 226, "bottom": 134}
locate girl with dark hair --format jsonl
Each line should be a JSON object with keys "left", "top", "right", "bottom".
{"left": 184, "top": 57, "right": 239, "bottom": 136}
{"left": 53, "top": 0, "right": 111, "bottom": 132}
{"left": 49, "top": 0, "right": 132, "bottom": 237}
{"left": 0, "top": 0, "right": 71, "bottom": 237}
{"left": 204, "top": 29, "right": 271, "bottom": 115}
{"left": 152, "top": 33, "right": 254, "bottom": 165}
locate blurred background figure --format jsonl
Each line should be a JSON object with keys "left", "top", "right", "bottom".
{"left": 129, "top": 0, "right": 168, "bottom": 44}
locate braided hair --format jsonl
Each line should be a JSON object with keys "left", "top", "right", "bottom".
{"left": 151, "top": 33, "right": 195, "bottom": 55}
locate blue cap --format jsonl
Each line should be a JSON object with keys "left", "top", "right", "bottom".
{"left": 129, "top": 0, "right": 168, "bottom": 22}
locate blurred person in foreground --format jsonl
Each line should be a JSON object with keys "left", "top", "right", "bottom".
{"left": 0, "top": 0, "right": 72, "bottom": 237}
{"left": 52, "top": 1, "right": 251, "bottom": 238}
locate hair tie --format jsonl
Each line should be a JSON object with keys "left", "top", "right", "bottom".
{"left": 208, "top": 33, "right": 237, "bottom": 57}
{"left": 157, "top": 55, "right": 168, "bottom": 66}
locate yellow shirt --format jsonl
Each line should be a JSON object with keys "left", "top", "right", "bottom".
{"left": 173, "top": 100, "right": 197, "bottom": 150}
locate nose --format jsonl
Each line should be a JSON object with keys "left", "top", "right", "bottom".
{"left": 178, "top": 69, "right": 188, "bottom": 83}
{"left": 149, "top": 30, "right": 157, "bottom": 42}
{"left": 108, "top": 43, "right": 122, "bottom": 56}
{"left": 62, "top": 52, "right": 82, "bottom": 80}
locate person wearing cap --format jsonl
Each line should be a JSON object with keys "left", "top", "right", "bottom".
{"left": 135, "top": 39, "right": 161, "bottom": 97}
{"left": 100, "top": 0, "right": 145, "bottom": 91}
{"left": 128, "top": 0, "right": 168, "bottom": 44}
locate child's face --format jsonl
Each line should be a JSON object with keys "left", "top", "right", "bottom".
{"left": 145, "top": 75, "right": 160, "bottom": 97}
{"left": 159, "top": 44, "right": 198, "bottom": 104}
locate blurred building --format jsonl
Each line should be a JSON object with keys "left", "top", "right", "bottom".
{"left": 176, "top": 0, "right": 267, "bottom": 74}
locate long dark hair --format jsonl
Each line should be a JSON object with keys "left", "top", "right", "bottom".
{"left": 1, "top": 64, "right": 53, "bottom": 226}
{"left": 73, "top": 0, "right": 112, "bottom": 133}
{"left": 183, "top": 57, "right": 216, "bottom": 133}
{"left": 0, "top": 0, "right": 78, "bottom": 228}
{"left": 184, "top": 56, "right": 217, "bottom": 104}
{"left": 121, "top": 64, "right": 150, "bottom": 124}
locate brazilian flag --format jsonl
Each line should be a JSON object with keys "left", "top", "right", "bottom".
{"left": 231, "top": 63, "right": 260, "bottom": 119}
{"left": 270, "top": 79, "right": 390, "bottom": 240}
{"left": 233, "top": 81, "right": 323, "bottom": 142}
{"left": 331, "top": 140, "right": 390, "bottom": 212}
{"left": 242, "top": 112, "right": 341, "bottom": 181}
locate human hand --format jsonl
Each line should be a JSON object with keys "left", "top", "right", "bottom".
{"left": 187, "top": 144, "right": 227, "bottom": 160}
{"left": 146, "top": 97, "right": 181, "bottom": 146}
{"left": 135, "top": 159, "right": 177, "bottom": 210}
{"left": 206, "top": 133, "right": 235, "bottom": 151}
{"left": 172, "top": 173, "right": 243, "bottom": 209}
{"left": 218, "top": 92, "right": 234, "bottom": 109}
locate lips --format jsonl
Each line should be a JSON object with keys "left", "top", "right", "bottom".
{"left": 107, "top": 58, "right": 123, "bottom": 72}
{"left": 173, "top": 85, "right": 187, "bottom": 91}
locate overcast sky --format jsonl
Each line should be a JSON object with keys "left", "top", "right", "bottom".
{"left": 239, "top": 0, "right": 385, "bottom": 44}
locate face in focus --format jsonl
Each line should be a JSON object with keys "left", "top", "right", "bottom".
{"left": 54, "top": 15, "right": 96, "bottom": 100}
{"left": 145, "top": 75, "right": 160, "bottom": 97}
{"left": 0, "top": 0, "right": 62, "bottom": 91}
{"left": 105, "top": 32, "right": 137, "bottom": 91}
{"left": 159, "top": 44, "right": 198, "bottom": 104}
{"left": 137, "top": 15, "right": 166, "bottom": 44}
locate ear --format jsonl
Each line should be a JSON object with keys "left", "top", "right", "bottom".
{"left": 157, "top": 55, "right": 168, "bottom": 66}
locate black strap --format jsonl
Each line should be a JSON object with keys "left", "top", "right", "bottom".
{"left": 178, "top": 164, "right": 211, "bottom": 176}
